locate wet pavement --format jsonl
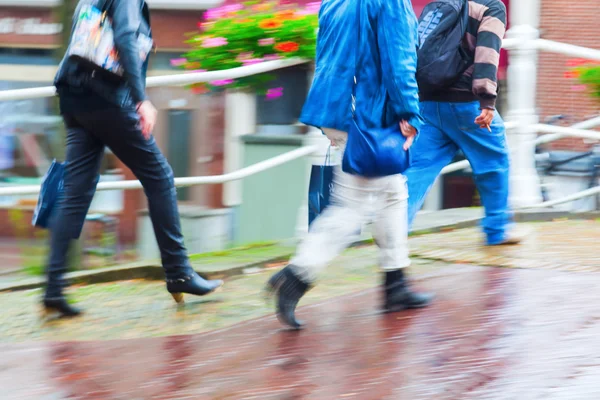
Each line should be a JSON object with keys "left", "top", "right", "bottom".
{"left": 0, "top": 220, "right": 599, "bottom": 399}
{"left": 2, "top": 265, "right": 600, "bottom": 399}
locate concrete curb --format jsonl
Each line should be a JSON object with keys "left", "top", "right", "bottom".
{"left": 0, "top": 255, "right": 290, "bottom": 293}
{"left": 0, "top": 210, "right": 596, "bottom": 293}
{"left": 410, "top": 209, "right": 599, "bottom": 236}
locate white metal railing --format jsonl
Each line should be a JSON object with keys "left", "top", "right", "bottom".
{"left": 535, "top": 119, "right": 600, "bottom": 144}
{"left": 441, "top": 116, "right": 600, "bottom": 176}
{"left": 502, "top": 37, "right": 600, "bottom": 60}
{"left": 0, "top": 58, "right": 308, "bottom": 102}
{"left": 518, "top": 186, "right": 600, "bottom": 209}
{"left": 0, "top": 38, "right": 598, "bottom": 210}
{"left": 0, "top": 144, "right": 317, "bottom": 196}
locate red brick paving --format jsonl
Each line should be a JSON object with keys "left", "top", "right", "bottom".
{"left": 2, "top": 265, "right": 600, "bottom": 399}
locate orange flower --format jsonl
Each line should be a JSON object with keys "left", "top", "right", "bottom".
{"left": 259, "top": 19, "right": 283, "bottom": 30}
{"left": 185, "top": 62, "right": 201, "bottom": 70}
{"left": 564, "top": 70, "right": 580, "bottom": 79}
{"left": 253, "top": 3, "right": 272, "bottom": 12}
{"left": 191, "top": 85, "right": 209, "bottom": 95}
{"left": 274, "top": 41, "right": 300, "bottom": 53}
{"left": 274, "top": 10, "right": 296, "bottom": 20}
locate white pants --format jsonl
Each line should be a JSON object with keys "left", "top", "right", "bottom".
{"left": 290, "top": 129, "right": 411, "bottom": 283}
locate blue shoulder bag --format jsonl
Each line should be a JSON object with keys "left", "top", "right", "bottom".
{"left": 342, "top": 1, "right": 412, "bottom": 178}
{"left": 308, "top": 146, "right": 334, "bottom": 228}
{"left": 32, "top": 159, "right": 66, "bottom": 229}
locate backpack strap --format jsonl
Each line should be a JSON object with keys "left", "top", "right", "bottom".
{"left": 101, "top": 0, "right": 114, "bottom": 11}
{"left": 459, "top": 0, "right": 469, "bottom": 36}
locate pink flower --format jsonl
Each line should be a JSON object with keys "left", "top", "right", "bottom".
{"left": 298, "top": 2, "right": 321, "bottom": 15}
{"left": 202, "top": 37, "right": 228, "bottom": 48}
{"left": 170, "top": 58, "right": 187, "bottom": 67}
{"left": 222, "top": 4, "right": 243, "bottom": 13}
{"left": 242, "top": 58, "right": 265, "bottom": 66}
{"left": 306, "top": 2, "right": 322, "bottom": 11}
{"left": 203, "top": 10, "right": 223, "bottom": 20}
{"left": 259, "top": 38, "right": 275, "bottom": 46}
{"left": 204, "top": 4, "right": 243, "bottom": 20}
{"left": 211, "top": 79, "right": 234, "bottom": 86}
{"left": 266, "top": 87, "right": 284, "bottom": 100}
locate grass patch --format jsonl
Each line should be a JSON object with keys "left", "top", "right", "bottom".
{"left": 22, "top": 262, "right": 45, "bottom": 277}
{"left": 20, "top": 245, "right": 48, "bottom": 277}
{"left": 189, "top": 241, "right": 282, "bottom": 261}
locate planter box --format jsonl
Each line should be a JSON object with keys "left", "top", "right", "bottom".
{"left": 255, "top": 64, "right": 310, "bottom": 127}
{"left": 137, "top": 206, "right": 232, "bottom": 261}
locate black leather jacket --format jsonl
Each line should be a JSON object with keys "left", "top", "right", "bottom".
{"left": 54, "top": 0, "right": 152, "bottom": 107}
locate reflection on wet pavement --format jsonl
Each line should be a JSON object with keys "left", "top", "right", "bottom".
{"left": 2, "top": 265, "right": 600, "bottom": 399}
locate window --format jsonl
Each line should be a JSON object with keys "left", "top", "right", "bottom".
{"left": 0, "top": 48, "right": 56, "bottom": 66}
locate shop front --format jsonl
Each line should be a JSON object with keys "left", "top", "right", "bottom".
{"left": 0, "top": 2, "right": 226, "bottom": 243}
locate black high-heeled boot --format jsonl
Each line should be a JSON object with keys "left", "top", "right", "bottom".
{"left": 166, "top": 271, "right": 224, "bottom": 304}
{"left": 383, "top": 269, "right": 434, "bottom": 313}
{"left": 42, "top": 297, "right": 82, "bottom": 318}
{"left": 266, "top": 266, "right": 311, "bottom": 330}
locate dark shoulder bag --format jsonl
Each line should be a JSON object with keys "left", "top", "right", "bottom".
{"left": 341, "top": 0, "right": 412, "bottom": 178}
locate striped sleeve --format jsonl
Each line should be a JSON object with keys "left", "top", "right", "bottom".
{"left": 472, "top": 1, "right": 506, "bottom": 110}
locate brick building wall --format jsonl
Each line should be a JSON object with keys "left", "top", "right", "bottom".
{"left": 538, "top": 0, "right": 600, "bottom": 151}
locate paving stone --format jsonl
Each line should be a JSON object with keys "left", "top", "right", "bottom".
{"left": 1, "top": 266, "right": 600, "bottom": 399}
{"left": 0, "top": 220, "right": 598, "bottom": 398}
{"left": 410, "top": 220, "right": 600, "bottom": 271}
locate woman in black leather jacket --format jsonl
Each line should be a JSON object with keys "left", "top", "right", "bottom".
{"left": 46, "top": 0, "right": 223, "bottom": 317}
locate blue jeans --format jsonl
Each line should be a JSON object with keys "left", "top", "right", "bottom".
{"left": 404, "top": 101, "right": 512, "bottom": 245}
{"left": 45, "top": 107, "right": 193, "bottom": 298}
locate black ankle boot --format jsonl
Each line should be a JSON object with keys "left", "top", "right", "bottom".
{"left": 166, "top": 271, "right": 224, "bottom": 304}
{"left": 265, "top": 267, "right": 286, "bottom": 296}
{"left": 384, "top": 269, "right": 434, "bottom": 313}
{"left": 42, "top": 297, "right": 82, "bottom": 318}
{"left": 266, "top": 266, "right": 311, "bottom": 330}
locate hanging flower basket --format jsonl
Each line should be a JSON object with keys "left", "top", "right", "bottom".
{"left": 172, "top": 1, "right": 320, "bottom": 98}
{"left": 568, "top": 58, "right": 600, "bottom": 101}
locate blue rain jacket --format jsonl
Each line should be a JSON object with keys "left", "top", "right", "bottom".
{"left": 300, "top": 0, "right": 424, "bottom": 133}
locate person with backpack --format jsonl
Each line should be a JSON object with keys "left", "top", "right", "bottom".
{"left": 406, "top": 0, "right": 523, "bottom": 246}
{"left": 44, "top": 0, "right": 223, "bottom": 318}
{"left": 265, "top": 0, "right": 435, "bottom": 330}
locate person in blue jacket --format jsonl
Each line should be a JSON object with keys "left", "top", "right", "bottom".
{"left": 265, "top": 0, "right": 434, "bottom": 329}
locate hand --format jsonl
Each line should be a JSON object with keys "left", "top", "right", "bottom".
{"left": 400, "top": 120, "right": 417, "bottom": 150}
{"left": 137, "top": 100, "right": 157, "bottom": 139}
{"left": 474, "top": 108, "right": 494, "bottom": 130}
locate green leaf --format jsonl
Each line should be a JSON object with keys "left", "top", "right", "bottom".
{"left": 172, "top": 0, "right": 318, "bottom": 92}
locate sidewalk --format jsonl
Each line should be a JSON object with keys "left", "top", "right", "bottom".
{"left": 0, "top": 218, "right": 599, "bottom": 398}
{"left": 1, "top": 218, "right": 597, "bottom": 342}
{"left": 2, "top": 207, "right": 595, "bottom": 291}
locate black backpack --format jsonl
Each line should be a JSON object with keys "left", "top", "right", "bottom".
{"left": 416, "top": 0, "right": 471, "bottom": 94}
